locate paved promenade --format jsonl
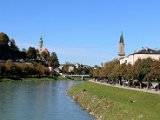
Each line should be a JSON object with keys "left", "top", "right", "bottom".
{"left": 89, "top": 80, "right": 160, "bottom": 95}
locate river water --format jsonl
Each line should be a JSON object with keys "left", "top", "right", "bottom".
{"left": 0, "top": 80, "right": 94, "bottom": 120}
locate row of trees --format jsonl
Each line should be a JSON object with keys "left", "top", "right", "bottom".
{"left": 91, "top": 58, "right": 160, "bottom": 89}
{"left": 0, "top": 59, "right": 50, "bottom": 79}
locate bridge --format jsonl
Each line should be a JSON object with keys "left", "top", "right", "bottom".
{"left": 63, "top": 74, "right": 90, "bottom": 80}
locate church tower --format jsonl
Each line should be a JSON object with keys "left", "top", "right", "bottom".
{"left": 39, "top": 35, "right": 43, "bottom": 54}
{"left": 118, "top": 33, "right": 125, "bottom": 59}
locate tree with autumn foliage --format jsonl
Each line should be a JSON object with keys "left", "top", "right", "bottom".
{"left": 91, "top": 57, "right": 160, "bottom": 90}
{"left": 98, "top": 67, "right": 107, "bottom": 79}
{"left": 91, "top": 59, "right": 120, "bottom": 81}
{"left": 5, "top": 59, "right": 16, "bottom": 78}
{"left": 133, "top": 58, "right": 154, "bottom": 89}
{"left": 146, "top": 61, "right": 160, "bottom": 89}
{"left": 147, "top": 61, "right": 160, "bottom": 81}
{"left": 103, "top": 59, "right": 119, "bottom": 80}
{"left": 125, "top": 64, "right": 133, "bottom": 80}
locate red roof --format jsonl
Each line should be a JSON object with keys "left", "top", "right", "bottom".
{"left": 42, "top": 48, "right": 49, "bottom": 55}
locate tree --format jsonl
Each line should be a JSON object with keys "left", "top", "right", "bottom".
{"left": 5, "top": 59, "right": 16, "bottom": 78}
{"left": 17, "top": 63, "right": 28, "bottom": 77}
{"left": 27, "top": 47, "right": 37, "bottom": 59}
{"left": 36, "top": 65, "right": 50, "bottom": 77}
{"left": 91, "top": 67, "right": 101, "bottom": 78}
{"left": 0, "top": 33, "right": 10, "bottom": 59}
{"left": 98, "top": 67, "right": 107, "bottom": 79}
{"left": 0, "top": 32, "right": 10, "bottom": 45}
{"left": 9, "top": 39, "right": 20, "bottom": 60}
{"left": 9, "top": 39, "right": 19, "bottom": 51}
{"left": 104, "top": 59, "right": 120, "bottom": 80}
{"left": 62, "top": 64, "right": 69, "bottom": 73}
{"left": 110, "top": 60, "right": 121, "bottom": 84}
{"left": 18, "top": 51, "right": 26, "bottom": 60}
{"left": 146, "top": 61, "right": 160, "bottom": 90}
{"left": 133, "top": 58, "right": 154, "bottom": 89}
{"left": 125, "top": 64, "right": 133, "bottom": 80}
{"left": 47, "top": 52, "right": 59, "bottom": 68}
{"left": 22, "top": 48, "right": 27, "bottom": 53}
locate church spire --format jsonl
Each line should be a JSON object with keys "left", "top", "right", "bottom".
{"left": 118, "top": 32, "right": 125, "bottom": 58}
{"left": 39, "top": 35, "right": 43, "bottom": 54}
{"left": 119, "top": 32, "right": 124, "bottom": 43}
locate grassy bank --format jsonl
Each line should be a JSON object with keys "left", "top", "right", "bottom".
{"left": 68, "top": 82, "right": 160, "bottom": 120}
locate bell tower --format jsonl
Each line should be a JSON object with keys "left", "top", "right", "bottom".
{"left": 39, "top": 35, "right": 43, "bottom": 54}
{"left": 118, "top": 33, "right": 125, "bottom": 59}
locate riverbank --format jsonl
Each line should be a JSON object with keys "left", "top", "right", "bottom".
{"left": 0, "top": 76, "right": 90, "bottom": 82}
{"left": 68, "top": 81, "right": 160, "bottom": 120}
{"left": 0, "top": 77, "right": 54, "bottom": 82}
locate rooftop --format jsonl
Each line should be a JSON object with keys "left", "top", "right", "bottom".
{"left": 133, "top": 48, "right": 160, "bottom": 54}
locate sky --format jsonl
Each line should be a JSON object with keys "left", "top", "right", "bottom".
{"left": 1, "top": 0, "right": 160, "bottom": 66}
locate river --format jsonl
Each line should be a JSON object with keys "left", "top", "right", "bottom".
{"left": 0, "top": 80, "right": 94, "bottom": 120}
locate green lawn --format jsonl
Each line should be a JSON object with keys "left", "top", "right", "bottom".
{"left": 68, "top": 82, "right": 160, "bottom": 120}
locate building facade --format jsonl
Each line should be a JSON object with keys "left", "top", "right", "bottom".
{"left": 120, "top": 48, "right": 160, "bottom": 65}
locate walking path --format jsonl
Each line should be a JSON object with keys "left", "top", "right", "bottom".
{"left": 89, "top": 80, "right": 160, "bottom": 95}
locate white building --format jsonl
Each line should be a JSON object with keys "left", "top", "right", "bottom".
{"left": 120, "top": 48, "right": 160, "bottom": 65}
